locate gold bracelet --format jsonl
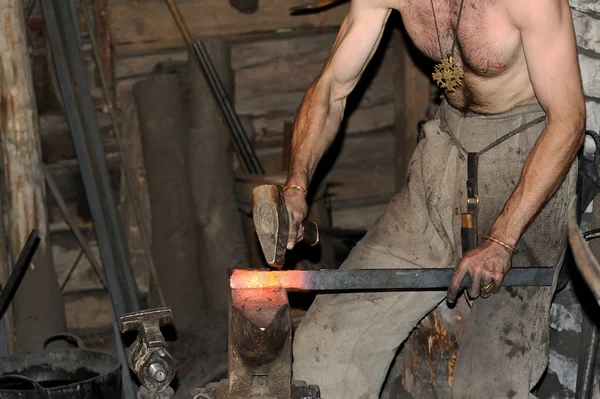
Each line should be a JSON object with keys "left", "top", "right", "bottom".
{"left": 283, "top": 184, "right": 307, "bottom": 196}
{"left": 482, "top": 235, "right": 516, "bottom": 254}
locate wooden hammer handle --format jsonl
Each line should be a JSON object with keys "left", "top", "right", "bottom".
{"left": 301, "top": 220, "right": 319, "bottom": 246}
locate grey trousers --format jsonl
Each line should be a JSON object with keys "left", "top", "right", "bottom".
{"left": 292, "top": 100, "right": 578, "bottom": 399}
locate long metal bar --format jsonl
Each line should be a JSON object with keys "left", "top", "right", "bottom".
{"left": 163, "top": 0, "right": 262, "bottom": 175}
{"left": 43, "top": 167, "right": 106, "bottom": 289}
{"left": 77, "top": 0, "right": 166, "bottom": 307}
{"left": 192, "top": 41, "right": 264, "bottom": 175}
{"left": 0, "top": 230, "right": 39, "bottom": 355}
{"left": 40, "top": 1, "right": 137, "bottom": 397}
{"left": 0, "top": 230, "right": 40, "bottom": 321}
{"left": 229, "top": 267, "right": 554, "bottom": 291}
{"left": 55, "top": 0, "right": 139, "bottom": 311}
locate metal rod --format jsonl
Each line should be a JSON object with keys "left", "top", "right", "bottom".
{"left": 60, "top": 229, "right": 94, "bottom": 291}
{"left": 43, "top": 167, "right": 107, "bottom": 290}
{"left": 40, "top": 1, "right": 137, "bottom": 396}
{"left": 0, "top": 230, "right": 40, "bottom": 321}
{"left": 192, "top": 41, "right": 264, "bottom": 174}
{"left": 229, "top": 267, "right": 554, "bottom": 291}
{"left": 77, "top": 0, "right": 166, "bottom": 307}
{"left": 162, "top": 0, "right": 263, "bottom": 175}
{"left": 55, "top": 0, "right": 139, "bottom": 311}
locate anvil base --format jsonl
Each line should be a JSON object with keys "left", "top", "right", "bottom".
{"left": 192, "top": 288, "right": 321, "bottom": 399}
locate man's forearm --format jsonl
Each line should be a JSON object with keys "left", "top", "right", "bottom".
{"left": 285, "top": 77, "right": 345, "bottom": 189}
{"left": 490, "top": 116, "right": 585, "bottom": 246}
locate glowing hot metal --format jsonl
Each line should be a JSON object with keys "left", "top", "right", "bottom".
{"left": 229, "top": 267, "right": 554, "bottom": 291}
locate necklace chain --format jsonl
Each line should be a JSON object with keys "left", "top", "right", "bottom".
{"left": 430, "top": 0, "right": 466, "bottom": 60}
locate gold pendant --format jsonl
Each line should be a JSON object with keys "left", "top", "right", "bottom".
{"left": 432, "top": 56, "right": 464, "bottom": 92}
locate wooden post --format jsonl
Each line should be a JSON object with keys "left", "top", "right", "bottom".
{"left": 0, "top": 0, "right": 67, "bottom": 352}
{"left": 188, "top": 40, "right": 249, "bottom": 321}
{"left": 93, "top": 0, "right": 113, "bottom": 96}
{"left": 394, "top": 29, "right": 431, "bottom": 192}
{"left": 0, "top": 152, "right": 16, "bottom": 354}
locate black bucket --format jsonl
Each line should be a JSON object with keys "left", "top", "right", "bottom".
{"left": 0, "top": 333, "right": 121, "bottom": 398}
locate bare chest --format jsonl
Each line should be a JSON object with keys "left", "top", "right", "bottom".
{"left": 397, "top": 0, "right": 520, "bottom": 77}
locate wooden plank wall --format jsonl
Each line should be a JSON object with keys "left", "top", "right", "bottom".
{"left": 107, "top": 0, "right": 349, "bottom": 54}
{"left": 113, "top": 28, "right": 397, "bottom": 230}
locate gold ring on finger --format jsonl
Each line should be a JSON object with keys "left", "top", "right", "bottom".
{"left": 481, "top": 283, "right": 494, "bottom": 295}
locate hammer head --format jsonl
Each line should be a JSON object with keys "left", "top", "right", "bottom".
{"left": 252, "top": 184, "right": 289, "bottom": 268}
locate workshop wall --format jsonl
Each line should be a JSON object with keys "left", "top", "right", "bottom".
{"left": 570, "top": 0, "right": 600, "bottom": 134}
{"left": 110, "top": 1, "right": 397, "bottom": 233}
{"left": 26, "top": 0, "right": 398, "bottom": 339}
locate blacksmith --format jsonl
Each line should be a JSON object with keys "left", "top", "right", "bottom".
{"left": 283, "top": 0, "right": 585, "bottom": 397}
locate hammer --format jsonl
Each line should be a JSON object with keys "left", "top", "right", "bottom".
{"left": 252, "top": 184, "right": 319, "bottom": 268}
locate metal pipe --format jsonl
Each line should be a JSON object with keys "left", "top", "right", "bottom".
{"left": 43, "top": 167, "right": 106, "bottom": 290}
{"left": 77, "top": 0, "right": 166, "bottom": 307}
{"left": 40, "top": 1, "right": 137, "bottom": 396}
{"left": 164, "top": 0, "right": 255, "bottom": 174}
{"left": 229, "top": 267, "right": 554, "bottom": 291}
{"left": 0, "top": 230, "right": 40, "bottom": 321}
{"left": 162, "top": 0, "right": 264, "bottom": 175}
{"left": 192, "top": 41, "right": 264, "bottom": 175}
{"left": 55, "top": 0, "right": 139, "bottom": 311}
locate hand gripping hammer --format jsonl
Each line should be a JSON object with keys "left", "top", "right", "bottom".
{"left": 252, "top": 184, "right": 319, "bottom": 268}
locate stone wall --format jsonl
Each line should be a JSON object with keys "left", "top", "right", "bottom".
{"left": 537, "top": 3, "right": 600, "bottom": 397}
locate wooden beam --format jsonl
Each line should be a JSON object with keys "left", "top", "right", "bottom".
{"left": 394, "top": 29, "right": 432, "bottom": 192}
{"left": 0, "top": 0, "right": 67, "bottom": 352}
{"left": 107, "top": 0, "right": 348, "bottom": 54}
{"left": 94, "top": 0, "right": 113, "bottom": 95}
{"left": 0, "top": 150, "right": 16, "bottom": 354}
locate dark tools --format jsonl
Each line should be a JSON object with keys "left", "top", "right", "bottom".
{"left": 229, "top": 267, "right": 554, "bottom": 291}
{"left": 192, "top": 41, "right": 264, "bottom": 175}
{"left": 119, "top": 308, "right": 176, "bottom": 399}
{"left": 252, "top": 184, "right": 319, "bottom": 267}
{"left": 0, "top": 230, "right": 40, "bottom": 322}
{"left": 192, "top": 288, "right": 320, "bottom": 399}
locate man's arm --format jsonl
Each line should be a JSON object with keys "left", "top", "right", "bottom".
{"left": 285, "top": 1, "right": 392, "bottom": 190}
{"left": 284, "top": 0, "right": 392, "bottom": 247}
{"left": 447, "top": 0, "right": 585, "bottom": 302}
{"left": 491, "top": 0, "right": 585, "bottom": 245}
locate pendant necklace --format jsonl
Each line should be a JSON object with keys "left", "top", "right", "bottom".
{"left": 430, "top": 0, "right": 466, "bottom": 92}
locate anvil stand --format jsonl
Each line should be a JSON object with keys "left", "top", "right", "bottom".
{"left": 191, "top": 288, "right": 321, "bottom": 399}
{"left": 121, "top": 288, "right": 321, "bottom": 399}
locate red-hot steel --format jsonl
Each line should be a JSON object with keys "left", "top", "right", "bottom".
{"left": 229, "top": 269, "right": 307, "bottom": 290}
